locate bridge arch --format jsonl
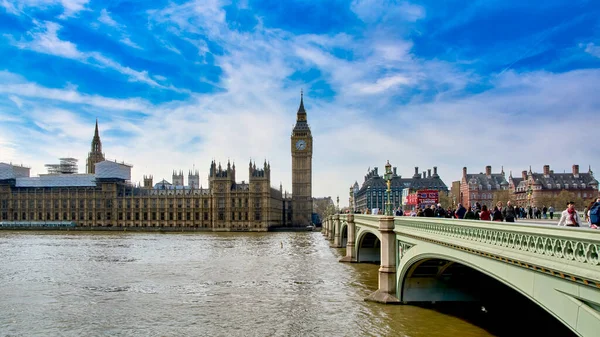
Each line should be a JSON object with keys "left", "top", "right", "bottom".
{"left": 397, "top": 243, "right": 600, "bottom": 336}
{"left": 355, "top": 229, "right": 381, "bottom": 263}
{"left": 339, "top": 222, "right": 348, "bottom": 248}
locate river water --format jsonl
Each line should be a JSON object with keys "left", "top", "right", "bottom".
{"left": 0, "top": 231, "right": 504, "bottom": 336}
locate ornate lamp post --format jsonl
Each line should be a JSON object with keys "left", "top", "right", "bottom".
{"left": 527, "top": 184, "right": 533, "bottom": 211}
{"left": 353, "top": 183, "right": 359, "bottom": 213}
{"left": 336, "top": 195, "right": 339, "bottom": 214}
{"left": 384, "top": 160, "right": 393, "bottom": 216}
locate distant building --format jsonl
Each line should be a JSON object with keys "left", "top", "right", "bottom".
{"left": 509, "top": 165, "right": 599, "bottom": 207}
{"left": 460, "top": 166, "right": 509, "bottom": 208}
{"left": 0, "top": 94, "right": 312, "bottom": 229}
{"left": 354, "top": 166, "right": 448, "bottom": 212}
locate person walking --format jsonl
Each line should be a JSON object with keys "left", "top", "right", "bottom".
{"left": 479, "top": 205, "right": 491, "bottom": 221}
{"left": 557, "top": 201, "right": 581, "bottom": 227}
{"left": 502, "top": 201, "right": 516, "bottom": 223}
{"left": 464, "top": 206, "right": 477, "bottom": 220}
{"left": 455, "top": 203, "right": 467, "bottom": 219}
{"left": 542, "top": 206, "right": 548, "bottom": 219}
{"left": 492, "top": 206, "right": 503, "bottom": 222}
{"left": 548, "top": 205, "right": 555, "bottom": 220}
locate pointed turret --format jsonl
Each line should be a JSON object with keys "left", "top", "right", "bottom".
{"left": 94, "top": 118, "right": 99, "bottom": 138}
{"left": 293, "top": 90, "right": 310, "bottom": 129}
{"left": 86, "top": 118, "right": 105, "bottom": 174}
{"left": 297, "top": 89, "right": 306, "bottom": 115}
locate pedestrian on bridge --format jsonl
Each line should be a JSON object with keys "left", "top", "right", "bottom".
{"left": 479, "top": 205, "right": 491, "bottom": 221}
{"left": 557, "top": 201, "right": 581, "bottom": 227}
{"left": 492, "top": 206, "right": 503, "bottom": 222}
{"left": 502, "top": 201, "right": 516, "bottom": 223}
{"left": 548, "top": 206, "right": 555, "bottom": 219}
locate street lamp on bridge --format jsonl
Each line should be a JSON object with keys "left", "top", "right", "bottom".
{"left": 353, "top": 182, "right": 359, "bottom": 214}
{"left": 336, "top": 195, "right": 339, "bottom": 214}
{"left": 527, "top": 183, "right": 533, "bottom": 212}
{"left": 384, "top": 160, "right": 393, "bottom": 216}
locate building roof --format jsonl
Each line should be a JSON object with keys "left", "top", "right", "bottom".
{"left": 516, "top": 172, "right": 598, "bottom": 189}
{"left": 15, "top": 174, "right": 97, "bottom": 188}
{"left": 465, "top": 173, "right": 508, "bottom": 190}
{"left": 95, "top": 161, "right": 131, "bottom": 180}
{"left": 358, "top": 167, "right": 448, "bottom": 193}
{"left": 510, "top": 177, "right": 523, "bottom": 187}
{"left": 0, "top": 163, "right": 31, "bottom": 180}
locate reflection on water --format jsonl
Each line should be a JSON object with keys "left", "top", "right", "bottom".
{"left": 0, "top": 231, "right": 499, "bottom": 336}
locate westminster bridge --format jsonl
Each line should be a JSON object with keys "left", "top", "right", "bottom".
{"left": 323, "top": 214, "right": 600, "bottom": 337}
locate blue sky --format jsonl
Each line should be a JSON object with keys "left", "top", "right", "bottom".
{"left": 0, "top": 0, "right": 599, "bottom": 204}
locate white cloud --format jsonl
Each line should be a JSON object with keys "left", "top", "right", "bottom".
{"left": 584, "top": 42, "right": 600, "bottom": 58}
{"left": 0, "top": 72, "right": 151, "bottom": 111}
{"left": 8, "top": 21, "right": 170, "bottom": 89}
{"left": 8, "top": 95, "right": 23, "bottom": 108}
{"left": 351, "top": 0, "right": 425, "bottom": 23}
{"left": 120, "top": 36, "right": 142, "bottom": 49}
{"left": 1, "top": 0, "right": 88, "bottom": 17}
{"left": 99, "top": 9, "right": 118, "bottom": 27}
{"left": 354, "top": 74, "right": 413, "bottom": 94}
{"left": 98, "top": 9, "right": 143, "bottom": 50}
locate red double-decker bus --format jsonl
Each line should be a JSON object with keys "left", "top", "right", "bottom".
{"left": 406, "top": 189, "right": 439, "bottom": 208}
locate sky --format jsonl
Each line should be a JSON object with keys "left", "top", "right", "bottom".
{"left": 0, "top": 0, "right": 599, "bottom": 207}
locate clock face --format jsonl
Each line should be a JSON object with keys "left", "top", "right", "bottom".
{"left": 295, "top": 140, "right": 307, "bottom": 151}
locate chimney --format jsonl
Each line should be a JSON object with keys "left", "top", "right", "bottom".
{"left": 485, "top": 165, "right": 492, "bottom": 176}
{"left": 414, "top": 167, "right": 419, "bottom": 176}
{"left": 422, "top": 171, "right": 426, "bottom": 179}
{"left": 573, "top": 164, "right": 579, "bottom": 177}
{"left": 393, "top": 167, "right": 397, "bottom": 176}
{"left": 543, "top": 165, "right": 550, "bottom": 176}
{"left": 374, "top": 167, "right": 378, "bottom": 175}
{"left": 433, "top": 166, "right": 438, "bottom": 177}
{"left": 427, "top": 169, "right": 431, "bottom": 178}
{"left": 522, "top": 170, "right": 527, "bottom": 180}
{"left": 462, "top": 167, "right": 467, "bottom": 178}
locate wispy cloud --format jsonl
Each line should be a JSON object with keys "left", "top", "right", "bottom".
{"left": 584, "top": 42, "right": 600, "bottom": 58}
{"left": 1, "top": 0, "right": 89, "bottom": 17}
{"left": 98, "top": 8, "right": 118, "bottom": 27}
{"left": 351, "top": 0, "right": 425, "bottom": 23}
{"left": 7, "top": 21, "right": 171, "bottom": 89}
{"left": 97, "top": 9, "right": 143, "bottom": 50}
{"left": 0, "top": 71, "right": 151, "bottom": 111}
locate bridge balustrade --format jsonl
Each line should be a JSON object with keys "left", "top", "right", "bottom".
{"left": 325, "top": 214, "right": 600, "bottom": 337}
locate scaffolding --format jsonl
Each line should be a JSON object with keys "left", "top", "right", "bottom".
{"left": 45, "top": 158, "right": 79, "bottom": 175}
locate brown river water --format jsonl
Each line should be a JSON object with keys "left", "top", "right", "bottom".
{"left": 0, "top": 231, "right": 564, "bottom": 336}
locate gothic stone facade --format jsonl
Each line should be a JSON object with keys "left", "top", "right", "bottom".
{"left": 0, "top": 160, "right": 284, "bottom": 231}
{"left": 0, "top": 95, "right": 312, "bottom": 230}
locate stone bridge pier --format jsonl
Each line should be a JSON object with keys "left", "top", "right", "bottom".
{"left": 339, "top": 214, "right": 355, "bottom": 262}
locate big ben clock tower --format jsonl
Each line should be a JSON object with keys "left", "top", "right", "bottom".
{"left": 291, "top": 91, "right": 313, "bottom": 227}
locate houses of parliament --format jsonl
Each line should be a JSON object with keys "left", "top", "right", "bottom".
{"left": 0, "top": 94, "right": 313, "bottom": 230}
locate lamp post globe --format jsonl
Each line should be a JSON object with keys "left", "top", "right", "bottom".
{"left": 384, "top": 160, "right": 393, "bottom": 216}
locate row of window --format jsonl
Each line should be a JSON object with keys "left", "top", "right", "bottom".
{"left": 0, "top": 198, "right": 267, "bottom": 209}
{"left": 1, "top": 211, "right": 263, "bottom": 222}
{"left": 515, "top": 183, "right": 590, "bottom": 192}
{"left": 470, "top": 193, "right": 493, "bottom": 199}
